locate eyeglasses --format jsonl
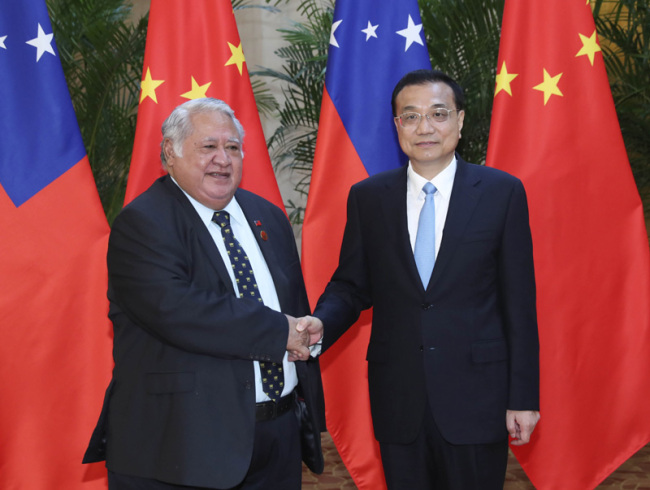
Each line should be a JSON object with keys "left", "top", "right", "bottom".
{"left": 395, "top": 108, "right": 460, "bottom": 128}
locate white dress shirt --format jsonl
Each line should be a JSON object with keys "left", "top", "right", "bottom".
{"left": 406, "top": 157, "right": 457, "bottom": 256}
{"left": 174, "top": 181, "right": 298, "bottom": 402}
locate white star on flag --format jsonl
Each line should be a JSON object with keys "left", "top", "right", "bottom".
{"left": 361, "top": 21, "right": 378, "bottom": 41}
{"left": 396, "top": 15, "right": 424, "bottom": 52}
{"left": 330, "top": 19, "right": 343, "bottom": 48}
{"left": 0, "top": 35, "right": 7, "bottom": 49}
{"left": 26, "top": 23, "right": 55, "bottom": 62}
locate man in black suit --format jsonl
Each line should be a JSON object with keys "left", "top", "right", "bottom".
{"left": 299, "top": 69, "right": 540, "bottom": 489}
{"left": 84, "top": 98, "right": 324, "bottom": 489}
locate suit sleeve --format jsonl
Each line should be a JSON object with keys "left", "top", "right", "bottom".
{"left": 314, "top": 186, "right": 373, "bottom": 350}
{"left": 499, "top": 180, "right": 540, "bottom": 410}
{"left": 107, "top": 204, "right": 288, "bottom": 364}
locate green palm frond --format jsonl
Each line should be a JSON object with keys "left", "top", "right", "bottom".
{"left": 420, "top": 0, "right": 504, "bottom": 164}
{"left": 252, "top": 0, "right": 333, "bottom": 225}
{"left": 593, "top": 0, "right": 650, "bottom": 187}
{"left": 48, "top": 0, "right": 147, "bottom": 224}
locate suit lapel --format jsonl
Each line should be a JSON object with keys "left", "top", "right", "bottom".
{"left": 160, "top": 176, "right": 235, "bottom": 294}
{"left": 235, "top": 190, "right": 290, "bottom": 310}
{"left": 379, "top": 167, "right": 423, "bottom": 288}
{"left": 427, "top": 159, "right": 483, "bottom": 291}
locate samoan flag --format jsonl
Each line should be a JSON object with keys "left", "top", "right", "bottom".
{"left": 0, "top": 2, "right": 86, "bottom": 206}
{"left": 0, "top": 1, "right": 112, "bottom": 488}
{"left": 302, "top": 1, "right": 431, "bottom": 488}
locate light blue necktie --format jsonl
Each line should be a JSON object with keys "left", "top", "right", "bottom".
{"left": 414, "top": 182, "right": 437, "bottom": 287}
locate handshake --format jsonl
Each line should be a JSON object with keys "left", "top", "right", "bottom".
{"left": 285, "top": 315, "right": 323, "bottom": 362}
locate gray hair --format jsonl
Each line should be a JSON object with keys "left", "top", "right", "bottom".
{"left": 160, "top": 98, "right": 246, "bottom": 167}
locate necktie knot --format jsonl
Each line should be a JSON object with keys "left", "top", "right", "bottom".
{"left": 423, "top": 182, "right": 436, "bottom": 197}
{"left": 212, "top": 211, "right": 230, "bottom": 227}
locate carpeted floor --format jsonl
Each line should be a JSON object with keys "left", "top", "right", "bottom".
{"left": 302, "top": 433, "right": 650, "bottom": 489}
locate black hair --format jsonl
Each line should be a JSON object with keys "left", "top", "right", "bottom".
{"left": 391, "top": 69, "right": 465, "bottom": 116}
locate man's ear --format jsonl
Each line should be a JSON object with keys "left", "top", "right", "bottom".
{"left": 163, "top": 139, "right": 175, "bottom": 165}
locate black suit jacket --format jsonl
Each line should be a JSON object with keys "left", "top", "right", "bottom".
{"left": 84, "top": 176, "right": 325, "bottom": 488}
{"left": 314, "top": 157, "right": 539, "bottom": 446}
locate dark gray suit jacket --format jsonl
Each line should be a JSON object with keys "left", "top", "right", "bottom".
{"left": 84, "top": 176, "right": 324, "bottom": 488}
{"left": 315, "top": 157, "right": 539, "bottom": 446}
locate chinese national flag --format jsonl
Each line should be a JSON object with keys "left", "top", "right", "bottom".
{"left": 486, "top": 1, "right": 650, "bottom": 488}
{"left": 302, "top": 1, "right": 430, "bottom": 488}
{"left": 124, "top": 0, "right": 283, "bottom": 208}
{"left": 0, "top": 1, "right": 112, "bottom": 488}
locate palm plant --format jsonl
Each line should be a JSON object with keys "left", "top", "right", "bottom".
{"left": 47, "top": 0, "right": 147, "bottom": 224}
{"left": 253, "top": 0, "right": 333, "bottom": 225}
{"left": 592, "top": 0, "right": 650, "bottom": 190}
{"left": 419, "top": 0, "right": 504, "bottom": 165}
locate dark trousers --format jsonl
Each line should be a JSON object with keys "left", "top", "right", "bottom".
{"left": 108, "top": 408, "right": 302, "bottom": 490}
{"left": 379, "top": 401, "right": 509, "bottom": 490}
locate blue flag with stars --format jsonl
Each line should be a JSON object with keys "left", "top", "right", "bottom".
{"left": 0, "top": 1, "right": 112, "bottom": 488}
{"left": 325, "top": 1, "right": 431, "bottom": 175}
{"left": 0, "top": 1, "right": 86, "bottom": 207}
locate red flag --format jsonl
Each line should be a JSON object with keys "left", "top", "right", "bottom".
{"left": 486, "top": 1, "right": 650, "bottom": 488}
{"left": 302, "top": 1, "right": 430, "bottom": 488}
{"left": 124, "top": 0, "right": 283, "bottom": 209}
{"left": 0, "top": 1, "right": 112, "bottom": 488}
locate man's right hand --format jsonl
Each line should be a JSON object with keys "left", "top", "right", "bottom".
{"left": 296, "top": 316, "right": 324, "bottom": 346}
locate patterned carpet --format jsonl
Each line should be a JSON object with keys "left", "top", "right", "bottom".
{"left": 302, "top": 433, "right": 650, "bottom": 489}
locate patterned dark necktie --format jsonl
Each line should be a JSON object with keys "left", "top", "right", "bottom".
{"left": 212, "top": 211, "right": 284, "bottom": 401}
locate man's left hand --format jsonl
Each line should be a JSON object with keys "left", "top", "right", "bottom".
{"left": 506, "top": 410, "right": 540, "bottom": 446}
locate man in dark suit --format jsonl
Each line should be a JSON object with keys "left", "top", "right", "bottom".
{"left": 298, "top": 69, "right": 540, "bottom": 489}
{"left": 83, "top": 98, "right": 325, "bottom": 489}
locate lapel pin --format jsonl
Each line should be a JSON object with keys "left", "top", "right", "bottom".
{"left": 260, "top": 231, "right": 268, "bottom": 241}
{"left": 254, "top": 220, "right": 262, "bottom": 227}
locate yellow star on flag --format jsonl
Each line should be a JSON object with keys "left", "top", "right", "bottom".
{"left": 576, "top": 30, "right": 602, "bottom": 66}
{"left": 533, "top": 69, "right": 563, "bottom": 105}
{"left": 495, "top": 61, "right": 518, "bottom": 96}
{"left": 140, "top": 67, "right": 165, "bottom": 103}
{"left": 181, "top": 77, "right": 212, "bottom": 100}
{"left": 225, "top": 42, "right": 246, "bottom": 76}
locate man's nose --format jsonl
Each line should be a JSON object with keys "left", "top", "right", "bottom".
{"left": 211, "top": 146, "right": 231, "bottom": 164}
{"left": 416, "top": 114, "right": 436, "bottom": 133}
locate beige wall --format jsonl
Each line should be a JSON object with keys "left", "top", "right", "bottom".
{"left": 233, "top": 3, "right": 306, "bottom": 216}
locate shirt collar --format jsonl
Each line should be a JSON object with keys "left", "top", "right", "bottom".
{"left": 407, "top": 156, "right": 457, "bottom": 200}
{"left": 169, "top": 176, "right": 246, "bottom": 228}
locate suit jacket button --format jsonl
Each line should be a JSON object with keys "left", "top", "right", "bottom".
{"left": 419, "top": 345, "right": 424, "bottom": 352}
{"left": 421, "top": 303, "right": 433, "bottom": 310}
